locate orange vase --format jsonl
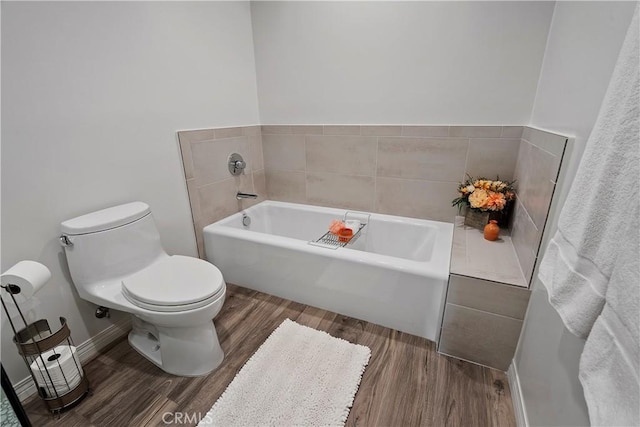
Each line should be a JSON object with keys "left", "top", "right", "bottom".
{"left": 484, "top": 220, "right": 500, "bottom": 241}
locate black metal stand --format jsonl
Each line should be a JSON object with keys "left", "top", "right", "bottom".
{"left": 1, "top": 283, "right": 90, "bottom": 415}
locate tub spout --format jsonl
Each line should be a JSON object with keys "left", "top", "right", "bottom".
{"left": 236, "top": 192, "right": 258, "bottom": 200}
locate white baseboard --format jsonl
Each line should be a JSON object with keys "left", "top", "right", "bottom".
{"left": 507, "top": 360, "right": 529, "bottom": 427}
{"left": 14, "top": 317, "right": 131, "bottom": 402}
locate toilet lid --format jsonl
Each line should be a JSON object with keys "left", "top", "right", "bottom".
{"left": 122, "top": 256, "right": 224, "bottom": 308}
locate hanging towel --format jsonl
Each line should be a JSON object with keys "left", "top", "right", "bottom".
{"left": 579, "top": 205, "right": 639, "bottom": 426}
{"left": 539, "top": 5, "right": 639, "bottom": 426}
{"left": 538, "top": 5, "right": 640, "bottom": 339}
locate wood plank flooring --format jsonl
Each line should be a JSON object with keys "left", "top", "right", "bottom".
{"left": 24, "top": 284, "right": 516, "bottom": 426}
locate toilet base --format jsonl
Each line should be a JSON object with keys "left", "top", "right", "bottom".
{"left": 128, "top": 316, "right": 224, "bottom": 377}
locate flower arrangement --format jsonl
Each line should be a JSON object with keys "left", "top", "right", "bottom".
{"left": 452, "top": 176, "right": 516, "bottom": 213}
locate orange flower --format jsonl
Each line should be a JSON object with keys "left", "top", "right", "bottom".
{"left": 474, "top": 179, "right": 491, "bottom": 190}
{"left": 469, "top": 189, "right": 489, "bottom": 209}
{"left": 485, "top": 191, "right": 506, "bottom": 211}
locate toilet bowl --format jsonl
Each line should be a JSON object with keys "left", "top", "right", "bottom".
{"left": 60, "top": 202, "right": 226, "bottom": 376}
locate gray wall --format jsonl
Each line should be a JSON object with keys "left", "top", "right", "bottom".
{"left": 1, "top": 1, "right": 260, "bottom": 384}
{"left": 251, "top": 1, "right": 554, "bottom": 124}
{"left": 515, "top": 2, "right": 637, "bottom": 425}
{"left": 261, "top": 125, "right": 522, "bottom": 223}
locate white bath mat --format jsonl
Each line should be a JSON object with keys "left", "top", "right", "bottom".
{"left": 198, "top": 318, "right": 371, "bottom": 426}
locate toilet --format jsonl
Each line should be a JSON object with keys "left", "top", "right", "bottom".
{"left": 60, "top": 202, "right": 226, "bottom": 376}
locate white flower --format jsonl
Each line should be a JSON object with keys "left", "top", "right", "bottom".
{"left": 466, "top": 185, "right": 475, "bottom": 193}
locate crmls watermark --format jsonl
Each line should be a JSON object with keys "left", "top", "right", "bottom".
{"left": 161, "top": 412, "right": 212, "bottom": 425}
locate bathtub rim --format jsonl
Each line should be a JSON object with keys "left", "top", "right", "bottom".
{"left": 203, "top": 200, "right": 453, "bottom": 280}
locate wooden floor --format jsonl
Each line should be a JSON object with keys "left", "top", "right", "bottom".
{"left": 24, "top": 284, "right": 516, "bottom": 426}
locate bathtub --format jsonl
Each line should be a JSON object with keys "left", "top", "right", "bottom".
{"left": 203, "top": 201, "right": 453, "bottom": 341}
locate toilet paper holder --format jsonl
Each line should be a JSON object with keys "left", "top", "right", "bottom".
{"left": 1, "top": 282, "right": 92, "bottom": 415}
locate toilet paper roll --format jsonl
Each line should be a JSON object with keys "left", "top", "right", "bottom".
{"left": 30, "top": 345, "right": 82, "bottom": 392}
{"left": 1, "top": 261, "right": 51, "bottom": 299}
{"left": 31, "top": 345, "right": 75, "bottom": 370}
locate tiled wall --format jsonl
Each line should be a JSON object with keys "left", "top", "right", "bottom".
{"left": 511, "top": 127, "right": 568, "bottom": 284}
{"left": 177, "top": 126, "right": 265, "bottom": 257}
{"left": 176, "top": 124, "right": 567, "bottom": 277}
{"left": 261, "top": 125, "right": 523, "bottom": 222}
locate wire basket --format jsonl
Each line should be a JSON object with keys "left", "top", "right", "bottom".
{"left": 309, "top": 211, "right": 370, "bottom": 250}
{"left": 2, "top": 286, "right": 90, "bottom": 415}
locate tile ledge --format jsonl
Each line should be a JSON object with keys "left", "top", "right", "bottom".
{"left": 450, "top": 217, "right": 528, "bottom": 288}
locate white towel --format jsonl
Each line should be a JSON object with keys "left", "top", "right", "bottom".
{"left": 539, "top": 6, "right": 639, "bottom": 426}
{"left": 579, "top": 208, "right": 639, "bottom": 426}
{"left": 538, "top": 5, "right": 640, "bottom": 339}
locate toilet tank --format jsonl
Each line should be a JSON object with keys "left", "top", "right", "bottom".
{"left": 61, "top": 202, "right": 167, "bottom": 289}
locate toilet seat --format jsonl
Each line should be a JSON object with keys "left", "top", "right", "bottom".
{"left": 122, "top": 255, "right": 225, "bottom": 313}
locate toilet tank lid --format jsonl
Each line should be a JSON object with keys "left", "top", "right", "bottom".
{"left": 61, "top": 202, "right": 151, "bottom": 235}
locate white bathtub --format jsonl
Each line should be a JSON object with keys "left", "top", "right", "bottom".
{"left": 203, "top": 201, "right": 453, "bottom": 341}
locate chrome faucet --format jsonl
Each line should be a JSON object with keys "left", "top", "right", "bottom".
{"left": 236, "top": 192, "right": 258, "bottom": 200}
